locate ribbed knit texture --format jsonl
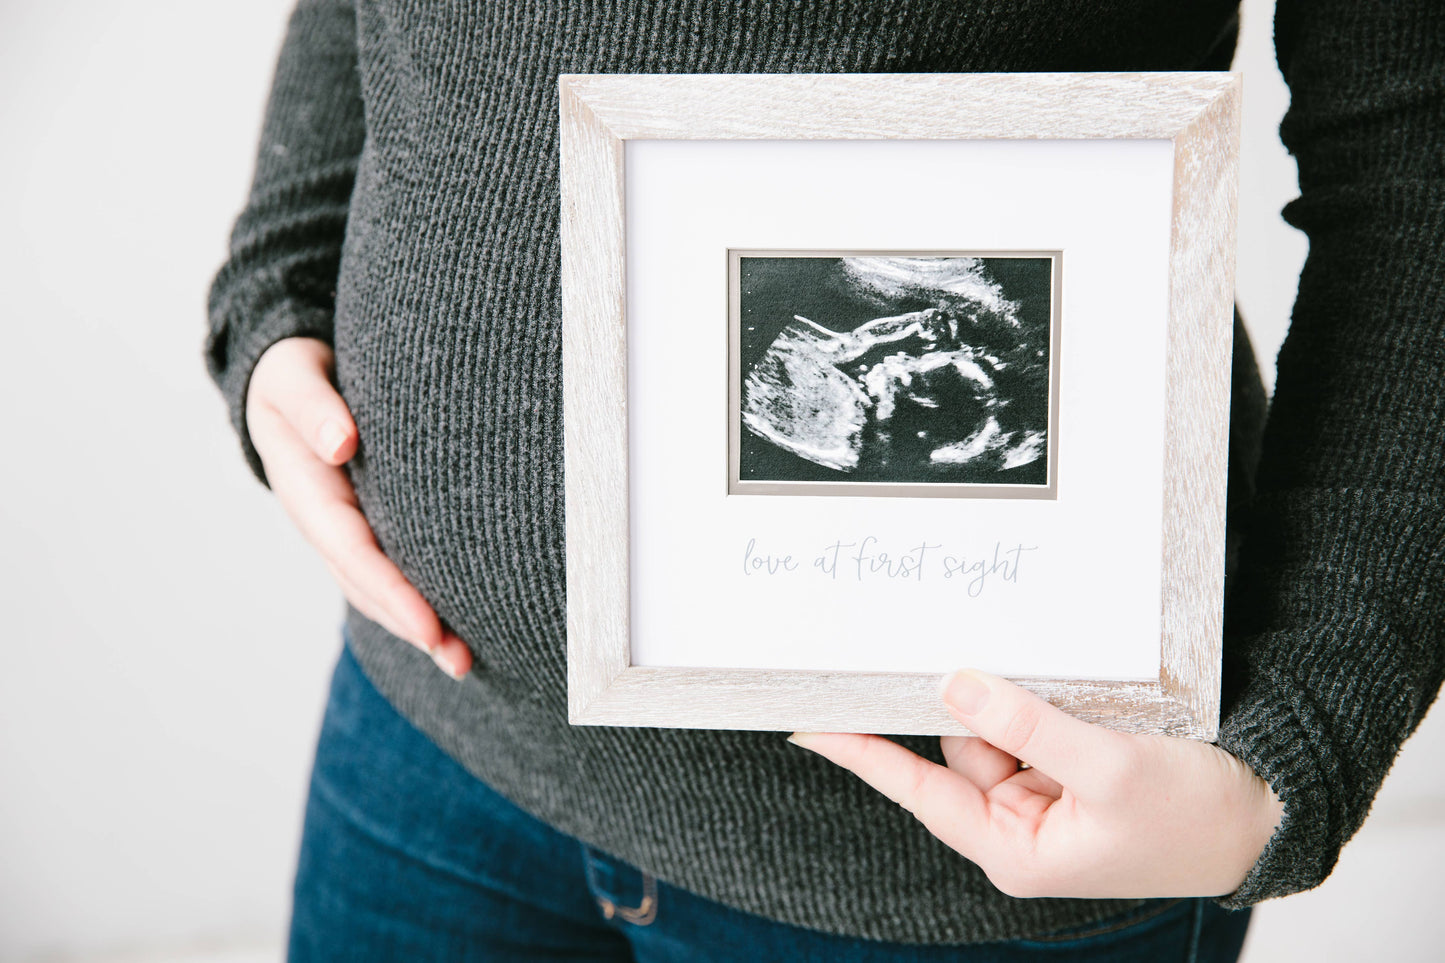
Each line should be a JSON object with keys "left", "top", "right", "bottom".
{"left": 206, "top": 0, "right": 1444, "bottom": 944}
{"left": 1214, "top": 0, "right": 1445, "bottom": 909}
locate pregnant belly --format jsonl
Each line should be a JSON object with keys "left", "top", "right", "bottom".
{"left": 329, "top": 197, "right": 568, "bottom": 692}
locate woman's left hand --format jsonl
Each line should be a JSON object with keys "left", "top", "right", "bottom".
{"left": 787, "top": 669, "right": 1285, "bottom": 900}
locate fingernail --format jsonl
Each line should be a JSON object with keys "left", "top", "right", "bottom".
{"left": 942, "top": 670, "right": 990, "bottom": 715}
{"left": 786, "top": 732, "right": 817, "bottom": 749}
{"left": 431, "top": 648, "right": 467, "bottom": 681}
{"left": 318, "top": 420, "right": 348, "bottom": 459}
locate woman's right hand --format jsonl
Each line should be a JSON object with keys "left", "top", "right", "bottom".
{"left": 246, "top": 336, "right": 473, "bottom": 680}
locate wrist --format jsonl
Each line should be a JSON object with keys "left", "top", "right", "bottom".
{"left": 1255, "top": 776, "right": 1286, "bottom": 852}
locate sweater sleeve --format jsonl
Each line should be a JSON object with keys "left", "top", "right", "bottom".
{"left": 1214, "top": 0, "right": 1445, "bottom": 907}
{"left": 205, "top": 0, "right": 365, "bottom": 486}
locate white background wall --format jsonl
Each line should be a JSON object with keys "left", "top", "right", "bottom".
{"left": 0, "top": 1, "right": 1440, "bottom": 960}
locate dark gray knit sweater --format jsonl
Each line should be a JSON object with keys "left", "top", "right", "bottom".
{"left": 206, "top": 0, "right": 1445, "bottom": 944}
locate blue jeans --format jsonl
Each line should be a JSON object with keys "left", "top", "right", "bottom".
{"left": 288, "top": 634, "right": 1252, "bottom": 962}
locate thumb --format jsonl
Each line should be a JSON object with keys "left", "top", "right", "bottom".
{"left": 940, "top": 669, "right": 1123, "bottom": 792}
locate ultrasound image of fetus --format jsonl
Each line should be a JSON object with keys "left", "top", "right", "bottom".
{"left": 739, "top": 256, "right": 1052, "bottom": 487}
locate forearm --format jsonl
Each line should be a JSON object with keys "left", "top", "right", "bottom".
{"left": 1216, "top": 0, "right": 1445, "bottom": 906}
{"left": 206, "top": 0, "right": 365, "bottom": 486}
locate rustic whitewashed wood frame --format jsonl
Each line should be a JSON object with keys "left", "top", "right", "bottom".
{"left": 560, "top": 72, "right": 1241, "bottom": 739}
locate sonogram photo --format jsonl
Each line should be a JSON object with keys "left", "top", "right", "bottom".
{"left": 734, "top": 253, "right": 1057, "bottom": 494}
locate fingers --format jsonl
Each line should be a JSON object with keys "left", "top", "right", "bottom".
{"left": 429, "top": 632, "right": 474, "bottom": 680}
{"left": 246, "top": 338, "right": 471, "bottom": 681}
{"left": 1011, "top": 766, "right": 1065, "bottom": 799}
{"left": 282, "top": 434, "right": 471, "bottom": 679}
{"left": 787, "top": 732, "right": 989, "bottom": 857}
{"left": 940, "top": 670, "right": 1131, "bottom": 796}
{"left": 281, "top": 446, "right": 471, "bottom": 678}
{"left": 325, "top": 557, "right": 472, "bottom": 680}
{"left": 941, "top": 735, "right": 1066, "bottom": 806}
{"left": 249, "top": 337, "right": 358, "bottom": 465}
{"left": 940, "top": 735, "right": 1019, "bottom": 792}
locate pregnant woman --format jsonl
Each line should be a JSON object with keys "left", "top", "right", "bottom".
{"left": 209, "top": 2, "right": 1444, "bottom": 959}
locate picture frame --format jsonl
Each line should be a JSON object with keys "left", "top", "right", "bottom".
{"left": 560, "top": 72, "right": 1241, "bottom": 739}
